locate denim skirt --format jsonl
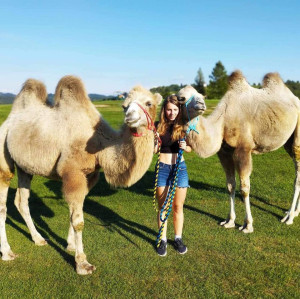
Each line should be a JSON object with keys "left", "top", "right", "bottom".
{"left": 156, "top": 161, "right": 189, "bottom": 188}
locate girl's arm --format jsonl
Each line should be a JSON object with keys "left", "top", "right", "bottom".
{"left": 179, "top": 140, "right": 192, "bottom": 153}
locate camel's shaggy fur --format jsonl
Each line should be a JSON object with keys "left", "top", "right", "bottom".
{"left": 178, "top": 70, "right": 300, "bottom": 233}
{"left": 0, "top": 76, "right": 162, "bottom": 274}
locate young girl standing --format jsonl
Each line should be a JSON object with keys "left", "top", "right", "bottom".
{"left": 154, "top": 95, "right": 191, "bottom": 256}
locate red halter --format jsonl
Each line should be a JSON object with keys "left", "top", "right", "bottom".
{"left": 131, "top": 103, "right": 161, "bottom": 146}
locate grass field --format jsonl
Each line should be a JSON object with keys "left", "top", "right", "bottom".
{"left": 0, "top": 100, "right": 299, "bottom": 298}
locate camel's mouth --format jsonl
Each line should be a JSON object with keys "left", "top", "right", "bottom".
{"left": 194, "top": 104, "right": 206, "bottom": 112}
{"left": 125, "top": 117, "right": 141, "bottom": 127}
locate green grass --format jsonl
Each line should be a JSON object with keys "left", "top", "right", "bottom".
{"left": 0, "top": 101, "right": 299, "bottom": 298}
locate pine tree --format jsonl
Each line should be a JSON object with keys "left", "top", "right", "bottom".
{"left": 206, "top": 61, "right": 228, "bottom": 99}
{"left": 194, "top": 67, "right": 206, "bottom": 95}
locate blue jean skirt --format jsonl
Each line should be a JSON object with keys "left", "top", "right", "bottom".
{"left": 156, "top": 161, "right": 190, "bottom": 188}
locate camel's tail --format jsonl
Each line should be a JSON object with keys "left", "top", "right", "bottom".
{"left": 228, "top": 70, "right": 250, "bottom": 90}
{"left": 262, "top": 72, "right": 284, "bottom": 88}
{"left": 54, "top": 75, "right": 90, "bottom": 106}
{"left": 12, "top": 79, "right": 47, "bottom": 111}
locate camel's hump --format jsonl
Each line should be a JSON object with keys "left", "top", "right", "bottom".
{"left": 128, "top": 85, "right": 153, "bottom": 97}
{"left": 228, "top": 70, "right": 249, "bottom": 90}
{"left": 262, "top": 72, "right": 284, "bottom": 88}
{"left": 21, "top": 79, "right": 47, "bottom": 100}
{"left": 12, "top": 79, "right": 47, "bottom": 110}
{"left": 54, "top": 75, "right": 90, "bottom": 106}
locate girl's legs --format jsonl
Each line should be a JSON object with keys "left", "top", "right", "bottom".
{"left": 173, "top": 187, "right": 187, "bottom": 238}
{"left": 173, "top": 187, "right": 188, "bottom": 254}
{"left": 156, "top": 186, "right": 187, "bottom": 238}
{"left": 156, "top": 186, "right": 169, "bottom": 240}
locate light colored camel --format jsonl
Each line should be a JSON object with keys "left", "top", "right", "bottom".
{"left": 0, "top": 76, "right": 162, "bottom": 274}
{"left": 178, "top": 71, "right": 300, "bottom": 233}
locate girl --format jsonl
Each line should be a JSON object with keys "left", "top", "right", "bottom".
{"left": 154, "top": 95, "right": 191, "bottom": 256}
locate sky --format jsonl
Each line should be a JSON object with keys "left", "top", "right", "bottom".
{"left": 1, "top": 0, "right": 300, "bottom": 95}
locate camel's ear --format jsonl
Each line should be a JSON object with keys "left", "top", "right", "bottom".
{"left": 154, "top": 93, "right": 162, "bottom": 105}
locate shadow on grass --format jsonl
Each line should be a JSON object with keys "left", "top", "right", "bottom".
{"left": 5, "top": 169, "right": 288, "bottom": 266}
{"left": 6, "top": 186, "right": 75, "bottom": 269}
{"left": 83, "top": 198, "right": 157, "bottom": 247}
{"left": 44, "top": 172, "right": 157, "bottom": 247}
{"left": 126, "top": 170, "right": 155, "bottom": 197}
{"left": 185, "top": 181, "right": 286, "bottom": 221}
{"left": 184, "top": 204, "right": 224, "bottom": 223}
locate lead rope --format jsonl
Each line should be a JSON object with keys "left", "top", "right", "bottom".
{"left": 152, "top": 149, "right": 161, "bottom": 213}
{"left": 184, "top": 96, "right": 200, "bottom": 136}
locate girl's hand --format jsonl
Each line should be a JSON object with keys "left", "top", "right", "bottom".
{"left": 179, "top": 140, "right": 192, "bottom": 153}
{"left": 179, "top": 140, "right": 187, "bottom": 150}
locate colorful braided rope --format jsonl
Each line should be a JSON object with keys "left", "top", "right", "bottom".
{"left": 152, "top": 147, "right": 161, "bottom": 213}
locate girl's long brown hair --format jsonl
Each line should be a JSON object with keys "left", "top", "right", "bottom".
{"left": 157, "top": 95, "right": 183, "bottom": 141}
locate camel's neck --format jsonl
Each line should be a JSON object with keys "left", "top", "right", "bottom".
{"left": 187, "top": 103, "right": 226, "bottom": 158}
{"left": 94, "top": 119, "right": 154, "bottom": 187}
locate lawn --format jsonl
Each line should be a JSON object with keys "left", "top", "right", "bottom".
{"left": 0, "top": 100, "right": 299, "bottom": 298}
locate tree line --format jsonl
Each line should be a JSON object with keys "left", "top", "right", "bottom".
{"left": 151, "top": 61, "right": 300, "bottom": 100}
{"left": 1, "top": 63, "right": 300, "bottom": 104}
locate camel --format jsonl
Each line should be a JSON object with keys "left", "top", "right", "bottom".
{"left": 177, "top": 70, "right": 300, "bottom": 233}
{"left": 0, "top": 76, "right": 162, "bottom": 274}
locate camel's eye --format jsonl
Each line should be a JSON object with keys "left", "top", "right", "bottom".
{"left": 146, "top": 102, "right": 151, "bottom": 107}
{"left": 178, "top": 97, "right": 186, "bottom": 104}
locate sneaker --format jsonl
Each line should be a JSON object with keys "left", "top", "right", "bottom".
{"left": 174, "top": 238, "right": 188, "bottom": 254}
{"left": 156, "top": 240, "right": 167, "bottom": 256}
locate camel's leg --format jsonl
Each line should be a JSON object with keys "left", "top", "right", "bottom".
{"left": 66, "top": 223, "right": 75, "bottom": 252}
{"left": 0, "top": 132, "right": 17, "bottom": 259}
{"left": 281, "top": 157, "right": 300, "bottom": 224}
{"left": 282, "top": 127, "right": 300, "bottom": 224}
{"left": 234, "top": 148, "right": 254, "bottom": 233}
{"left": 66, "top": 171, "right": 99, "bottom": 253}
{"left": 0, "top": 180, "right": 17, "bottom": 260}
{"left": 15, "top": 167, "right": 47, "bottom": 245}
{"left": 87, "top": 170, "right": 100, "bottom": 191}
{"left": 218, "top": 148, "right": 236, "bottom": 228}
{"left": 295, "top": 198, "right": 300, "bottom": 217}
{"left": 62, "top": 169, "right": 95, "bottom": 275}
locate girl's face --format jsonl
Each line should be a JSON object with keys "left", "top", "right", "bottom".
{"left": 165, "top": 102, "right": 179, "bottom": 121}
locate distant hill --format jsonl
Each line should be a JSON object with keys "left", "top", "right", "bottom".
{"left": 0, "top": 92, "right": 15, "bottom": 104}
{"left": 0, "top": 92, "right": 114, "bottom": 104}
{"left": 89, "top": 93, "right": 113, "bottom": 101}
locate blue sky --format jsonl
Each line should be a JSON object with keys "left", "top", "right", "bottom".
{"left": 1, "top": 0, "right": 300, "bottom": 95}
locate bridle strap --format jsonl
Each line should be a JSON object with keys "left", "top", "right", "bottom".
{"left": 184, "top": 96, "right": 199, "bottom": 135}
{"left": 136, "top": 103, "right": 155, "bottom": 131}
{"left": 131, "top": 103, "right": 162, "bottom": 146}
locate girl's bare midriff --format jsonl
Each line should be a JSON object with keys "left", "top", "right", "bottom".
{"left": 159, "top": 153, "right": 185, "bottom": 165}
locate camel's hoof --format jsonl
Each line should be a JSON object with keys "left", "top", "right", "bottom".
{"left": 76, "top": 262, "right": 96, "bottom": 275}
{"left": 281, "top": 212, "right": 295, "bottom": 225}
{"left": 239, "top": 225, "right": 254, "bottom": 234}
{"left": 294, "top": 211, "right": 299, "bottom": 217}
{"left": 281, "top": 212, "right": 289, "bottom": 223}
{"left": 220, "top": 220, "right": 235, "bottom": 228}
{"left": 35, "top": 239, "right": 48, "bottom": 246}
{"left": 2, "top": 250, "right": 18, "bottom": 261}
{"left": 66, "top": 245, "right": 76, "bottom": 252}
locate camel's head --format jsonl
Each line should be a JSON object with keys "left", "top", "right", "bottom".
{"left": 122, "top": 85, "right": 162, "bottom": 129}
{"left": 177, "top": 85, "right": 206, "bottom": 123}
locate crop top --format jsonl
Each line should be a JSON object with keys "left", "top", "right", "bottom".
{"left": 155, "top": 121, "right": 179, "bottom": 153}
